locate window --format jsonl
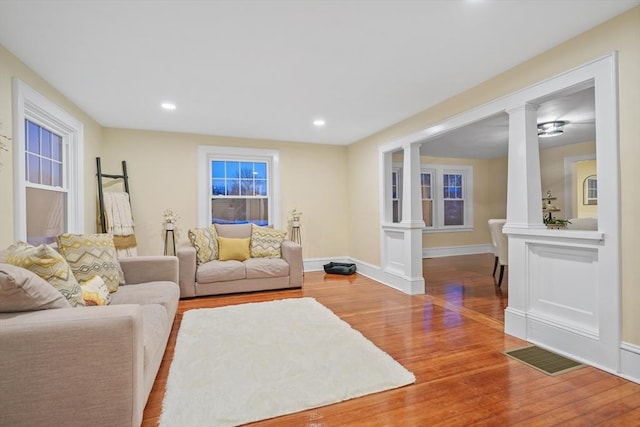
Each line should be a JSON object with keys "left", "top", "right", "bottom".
{"left": 198, "top": 146, "right": 280, "bottom": 228}
{"left": 423, "top": 164, "right": 473, "bottom": 231}
{"left": 211, "top": 160, "right": 269, "bottom": 225}
{"left": 13, "top": 79, "right": 84, "bottom": 244}
{"left": 584, "top": 175, "right": 597, "bottom": 205}
{"left": 392, "top": 168, "right": 401, "bottom": 222}
{"left": 420, "top": 170, "right": 433, "bottom": 227}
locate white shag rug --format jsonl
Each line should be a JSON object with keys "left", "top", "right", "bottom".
{"left": 159, "top": 297, "right": 415, "bottom": 426}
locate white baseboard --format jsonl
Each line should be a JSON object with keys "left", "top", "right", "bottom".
{"left": 303, "top": 256, "right": 424, "bottom": 295}
{"left": 423, "top": 244, "right": 493, "bottom": 258}
{"left": 303, "top": 257, "right": 352, "bottom": 272}
{"left": 620, "top": 341, "right": 640, "bottom": 384}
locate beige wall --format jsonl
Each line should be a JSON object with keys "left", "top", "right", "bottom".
{"left": 539, "top": 141, "right": 596, "bottom": 220}
{"left": 348, "top": 7, "right": 640, "bottom": 344}
{"left": 100, "top": 128, "right": 349, "bottom": 258}
{"left": 0, "top": 45, "right": 103, "bottom": 248}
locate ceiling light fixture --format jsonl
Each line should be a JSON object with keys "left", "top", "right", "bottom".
{"left": 313, "top": 119, "right": 326, "bottom": 127}
{"left": 537, "top": 121, "right": 566, "bottom": 138}
{"left": 161, "top": 102, "right": 176, "bottom": 110}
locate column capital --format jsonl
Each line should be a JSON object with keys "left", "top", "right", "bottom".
{"left": 505, "top": 102, "right": 540, "bottom": 115}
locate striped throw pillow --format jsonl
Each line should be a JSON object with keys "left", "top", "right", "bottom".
{"left": 250, "top": 224, "right": 287, "bottom": 258}
{"left": 56, "top": 233, "right": 125, "bottom": 293}
{"left": 188, "top": 225, "right": 219, "bottom": 265}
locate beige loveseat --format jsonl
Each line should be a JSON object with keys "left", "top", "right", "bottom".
{"left": 177, "top": 223, "right": 303, "bottom": 298}
{"left": 0, "top": 255, "right": 180, "bottom": 427}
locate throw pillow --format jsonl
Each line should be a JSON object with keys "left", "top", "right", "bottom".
{"left": 217, "top": 236, "right": 251, "bottom": 261}
{"left": 56, "top": 233, "right": 125, "bottom": 293}
{"left": 4, "top": 242, "right": 85, "bottom": 307}
{"left": 250, "top": 224, "right": 287, "bottom": 258}
{"left": 80, "top": 275, "right": 111, "bottom": 306}
{"left": 0, "top": 263, "right": 72, "bottom": 312}
{"left": 188, "top": 225, "right": 219, "bottom": 265}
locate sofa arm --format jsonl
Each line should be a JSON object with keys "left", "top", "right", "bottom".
{"left": 176, "top": 244, "right": 197, "bottom": 298}
{"left": 282, "top": 240, "right": 303, "bottom": 287}
{"left": 0, "top": 305, "right": 145, "bottom": 427}
{"left": 119, "top": 255, "right": 178, "bottom": 285}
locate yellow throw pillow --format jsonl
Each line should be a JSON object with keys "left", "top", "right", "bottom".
{"left": 80, "top": 275, "right": 111, "bottom": 306}
{"left": 250, "top": 224, "right": 287, "bottom": 258}
{"left": 217, "top": 236, "right": 251, "bottom": 261}
{"left": 4, "top": 242, "right": 85, "bottom": 307}
{"left": 188, "top": 225, "right": 219, "bottom": 265}
{"left": 56, "top": 233, "right": 124, "bottom": 293}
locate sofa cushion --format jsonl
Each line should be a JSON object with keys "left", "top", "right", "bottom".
{"left": 56, "top": 233, "right": 125, "bottom": 293}
{"left": 0, "top": 263, "right": 71, "bottom": 312}
{"left": 80, "top": 275, "right": 111, "bottom": 306}
{"left": 188, "top": 225, "right": 218, "bottom": 265}
{"left": 109, "top": 282, "right": 180, "bottom": 325}
{"left": 214, "top": 223, "right": 252, "bottom": 238}
{"left": 3, "top": 242, "right": 84, "bottom": 307}
{"left": 196, "top": 259, "right": 246, "bottom": 283}
{"left": 217, "top": 236, "right": 251, "bottom": 261}
{"left": 244, "top": 258, "right": 290, "bottom": 279}
{"left": 250, "top": 224, "right": 287, "bottom": 258}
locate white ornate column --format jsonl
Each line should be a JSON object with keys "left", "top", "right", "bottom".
{"left": 503, "top": 102, "right": 543, "bottom": 338}
{"left": 505, "top": 103, "right": 545, "bottom": 229}
{"left": 401, "top": 142, "right": 426, "bottom": 282}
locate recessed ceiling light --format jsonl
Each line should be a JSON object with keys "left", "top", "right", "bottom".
{"left": 313, "top": 119, "right": 326, "bottom": 127}
{"left": 161, "top": 102, "right": 176, "bottom": 110}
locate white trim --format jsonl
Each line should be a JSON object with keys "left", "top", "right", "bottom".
{"left": 197, "top": 145, "right": 280, "bottom": 228}
{"left": 620, "top": 342, "right": 640, "bottom": 384}
{"left": 304, "top": 256, "right": 424, "bottom": 295}
{"left": 303, "top": 256, "right": 352, "bottom": 272}
{"left": 422, "top": 244, "right": 493, "bottom": 258}
{"left": 378, "top": 52, "right": 622, "bottom": 378}
{"left": 12, "top": 79, "right": 84, "bottom": 240}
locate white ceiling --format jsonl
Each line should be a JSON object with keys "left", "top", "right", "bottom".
{"left": 0, "top": 0, "right": 637, "bottom": 146}
{"left": 421, "top": 86, "right": 596, "bottom": 159}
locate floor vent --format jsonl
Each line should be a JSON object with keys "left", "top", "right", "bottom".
{"left": 504, "top": 345, "right": 586, "bottom": 376}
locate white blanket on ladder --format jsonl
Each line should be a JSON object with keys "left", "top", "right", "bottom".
{"left": 103, "top": 192, "right": 138, "bottom": 257}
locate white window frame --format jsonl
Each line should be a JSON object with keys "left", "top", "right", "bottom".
{"left": 13, "top": 79, "right": 84, "bottom": 241}
{"left": 391, "top": 165, "right": 402, "bottom": 222}
{"left": 422, "top": 164, "right": 473, "bottom": 232}
{"left": 420, "top": 168, "right": 435, "bottom": 227}
{"left": 197, "top": 145, "right": 281, "bottom": 228}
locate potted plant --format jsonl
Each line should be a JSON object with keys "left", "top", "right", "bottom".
{"left": 544, "top": 217, "right": 571, "bottom": 229}
{"left": 288, "top": 209, "right": 303, "bottom": 227}
{"left": 163, "top": 208, "right": 179, "bottom": 230}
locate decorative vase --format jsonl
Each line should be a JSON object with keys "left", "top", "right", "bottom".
{"left": 165, "top": 223, "right": 175, "bottom": 231}
{"left": 292, "top": 220, "right": 300, "bottom": 227}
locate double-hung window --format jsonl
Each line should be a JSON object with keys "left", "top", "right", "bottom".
{"left": 423, "top": 164, "right": 473, "bottom": 231}
{"left": 420, "top": 170, "right": 434, "bottom": 227}
{"left": 14, "top": 79, "right": 84, "bottom": 245}
{"left": 211, "top": 160, "right": 269, "bottom": 225}
{"left": 198, "top": 146, "right": 280, "bottom": 227}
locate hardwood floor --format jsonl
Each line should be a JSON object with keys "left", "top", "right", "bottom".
{"left": 142, "top": 253, "right": 640, "bottom": 426}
